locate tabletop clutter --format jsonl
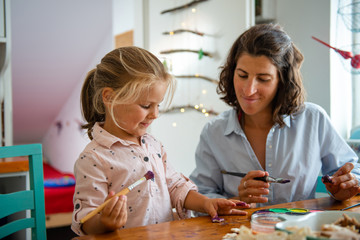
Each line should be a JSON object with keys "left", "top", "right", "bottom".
{"left": 222, "top": 209, "right": 360, "bottom": 240}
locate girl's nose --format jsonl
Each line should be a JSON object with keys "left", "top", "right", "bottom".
{"left": 149, "top": 106, "right": 159, "bottom": 119}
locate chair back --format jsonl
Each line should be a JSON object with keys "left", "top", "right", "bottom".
{"left": 0, "top": 144, "right": 46, "bottom": 239}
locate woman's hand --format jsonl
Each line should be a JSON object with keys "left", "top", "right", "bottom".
{"left": 99, "top": 191, "right": 128, "bottom": 231}
{"left": 238, "top": 170, "right": 270, "bottom": 204}
{"left": 324, "top": 163, "right": 360, "bottom": 201}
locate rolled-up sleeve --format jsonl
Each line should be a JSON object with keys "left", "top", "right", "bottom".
{"left": 162, "top": 149, "right": 198, "bottom": 219}
{"left": 71, "top": 152, "right": 110, "bottom": 236}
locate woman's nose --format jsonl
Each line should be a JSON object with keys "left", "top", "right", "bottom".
{"left": 243, "top": 79, "right": 257, "bottom": 96}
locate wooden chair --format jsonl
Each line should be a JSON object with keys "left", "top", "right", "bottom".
{"left": 0, "top": 144, "right": 46, "bottom": 239}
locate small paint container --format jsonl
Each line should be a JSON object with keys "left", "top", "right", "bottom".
{"left": 251, "top": 212, "right": 284, "bottom": 233}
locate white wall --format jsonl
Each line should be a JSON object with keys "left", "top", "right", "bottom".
{"left": 42, "top": 12, "right": 114, "bottom": 173}
{"left": 113, "top": 0, "right": 134, "bottom": 35}
{"left": 135, "top": 0, "right": 253, "bottom": 177}
{"left": 276, "top": 0, "right": 352, "bottom": 137}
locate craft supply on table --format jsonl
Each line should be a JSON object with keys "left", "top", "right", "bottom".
{"left": 251, "top": 212, "right": 285, "bottom": 233}
{"left": 250, "top": 208, "right": 322, "bottom": 233}
{"left": 341, "top": 202, "right": 360, "bottom": 211}
{"left": 220, "top": 170, "right": 290, "bottom": 184}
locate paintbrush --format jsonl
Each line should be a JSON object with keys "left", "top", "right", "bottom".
{"left": 80, "top": 170, "right": 155, "bottom": 223}
{"left": 341, "top": 202, "right": 360, "bottom": 211}
{"left": 220, "top": 170, "right": 290, "bottom": 184}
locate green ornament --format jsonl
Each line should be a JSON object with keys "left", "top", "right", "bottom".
{"left": 198, "top": 48, "right": 204, "bottom": 60}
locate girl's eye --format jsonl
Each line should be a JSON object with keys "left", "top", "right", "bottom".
{"left": 140, "top": 105, "right": 150, "bottom": 109}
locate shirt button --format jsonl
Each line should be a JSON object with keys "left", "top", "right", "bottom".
{"left": 268, "top": 163, "right": 272, "bottom": 167}
{"left": 269, "top": 145, "right": 272, "bottom": 149}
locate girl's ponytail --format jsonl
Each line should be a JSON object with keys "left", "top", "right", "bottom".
{"left": 80, "top": 69, "right": 105, "bottom": 140}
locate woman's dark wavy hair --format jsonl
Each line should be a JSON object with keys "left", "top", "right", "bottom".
{"left": 217, "top": 23, "right": 305, "bottom": 127}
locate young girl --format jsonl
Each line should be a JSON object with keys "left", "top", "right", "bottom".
{"left": 71, "top": 46, "right": 250, "bottom": 235}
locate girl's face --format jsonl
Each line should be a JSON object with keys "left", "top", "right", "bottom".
{"left": 103, "top": 81, "right": 168, "bottom": 144}
{"left": 233, "top": 53, "right": 279, "bottom": 117}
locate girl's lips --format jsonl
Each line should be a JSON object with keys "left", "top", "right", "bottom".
{"left": 141, "top": 122, "right": 151, "bottom": 127}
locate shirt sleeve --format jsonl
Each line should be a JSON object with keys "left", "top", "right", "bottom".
{"left": 189, "top": 124, "right": 228, "bottom": 199}
{"left": 161, "top": 146, "right": 198, "bottom": 219}
{"left": 71, "top": 151, "right": 110, "bottom": 236}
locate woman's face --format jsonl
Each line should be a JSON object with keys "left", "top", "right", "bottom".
{"left": 233, "top": 53, "right": 279, "bottom": 117}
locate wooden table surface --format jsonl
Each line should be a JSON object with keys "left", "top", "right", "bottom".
{"left": 72, "top": 195, "right": 360, "bottom": 240}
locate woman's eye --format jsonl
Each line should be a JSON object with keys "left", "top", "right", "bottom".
{"left": 140, "top": 105, "right": 150, "bottom": 109}
{"left": 258, "top": 78, "right": 270, "bottom": 82}
{"left": 238, "top": 74, "right": 247, "bottom": 79}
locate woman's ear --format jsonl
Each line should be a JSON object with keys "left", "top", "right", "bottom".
{"left": 102, "top": 87, "right": 114, "bottom": 107}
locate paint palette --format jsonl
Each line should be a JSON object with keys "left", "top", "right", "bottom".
{"left": 253, "top": 207, "right": 321, "bottom": 215}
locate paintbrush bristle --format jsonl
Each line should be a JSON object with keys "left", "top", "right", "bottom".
{"left": 220, "top": 170, "right": 227, "bottom": 174}
{"left": 277, "top": 179, "right": 291, "bottom": 184}
{"left": 144, "top": 170, "right": 154, "bottom": 180}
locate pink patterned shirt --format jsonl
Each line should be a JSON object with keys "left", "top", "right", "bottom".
{"left": 71, "top": 123, "right": 197, "bottom": 235}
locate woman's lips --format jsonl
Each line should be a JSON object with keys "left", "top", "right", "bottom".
{"left": 242, "top": 97, "right": 258, "bottom": 104}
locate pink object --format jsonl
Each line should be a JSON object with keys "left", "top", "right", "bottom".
{"left": 211, "top": 215, "right": 224, "bottom": 223}
{"left": 236, "top": 201, "right": 247, "bottom": 206}
{"left": 351, "top": 55, "right": 360, "bottom": 69}
{"left": 312, "top": 36, "right": 360, "bottom": 69}
{"left": 312, "top": 36, "right": 353, "bottom": 59}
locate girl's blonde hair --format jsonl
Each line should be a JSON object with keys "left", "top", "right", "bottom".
{"left": 81, "top": 46, "right": 175, "bottom": 140}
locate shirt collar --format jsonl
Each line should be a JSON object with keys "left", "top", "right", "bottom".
{"left": 224, "top": 109, "right": 243, "bottom": 136}
{"left": 92, "top": 122, "right": 145, "bottom": 148}
{"left": 223, "top": 109, "right": 291, "bottom": 136}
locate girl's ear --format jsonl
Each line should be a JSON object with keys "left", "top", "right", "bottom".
{"left": 102, "top": 87, "right": 114, "bottom": 107}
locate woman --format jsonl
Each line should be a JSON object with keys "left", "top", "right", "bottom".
{"left": 189, "top": 23, "right": 360, "bottom": 206}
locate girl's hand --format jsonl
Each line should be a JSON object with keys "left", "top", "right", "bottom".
{"left": 203, "top": 198, "right": 250, "bottom": 220}
{"left": 324, "top": 163, "right": 360, "bottom": 201}
{"left": 238, "top": 170, "right": 270, "bottom": 204}
{"left": 99, "top": 191, "right": 128, "bottom": 231}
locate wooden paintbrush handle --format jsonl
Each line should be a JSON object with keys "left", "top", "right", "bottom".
{"left": 80, "top": 188, "right": 129, "bottom": 223}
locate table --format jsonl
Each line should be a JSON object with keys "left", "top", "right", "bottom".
{"left": 72, "top": 195, "right": 360, "bottom": 240}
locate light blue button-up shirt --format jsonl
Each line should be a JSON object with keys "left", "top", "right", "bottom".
{"left": 189, "top": 102, "right": 360, "bottom": 206}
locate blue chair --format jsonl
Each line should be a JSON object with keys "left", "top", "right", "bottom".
{"left": 350, "top": 126, "right": 360, "bottom": 139}
{"left": 316, "top": 176, "right": 327, "bottom": 193}
{"left": 315, "top": 176, "right": 329, "bottom": 198}
{"left": 0, "top": 144, "right": 46, "bottom": 239}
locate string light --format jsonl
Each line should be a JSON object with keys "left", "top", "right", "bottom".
{"left": 194, "top": 105, "right": 199, "bottom": 109}
{"left": 172, "top": 122, "right": 177, "bottom": 127}
{"left": 191, "top": 8, "right": 196, "bottom": 13}
{"left": 202, "top": 89, "right": 207, "bottom": 94}
{"left": 180, "top": 108, "right": 185, "bottom": 112}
